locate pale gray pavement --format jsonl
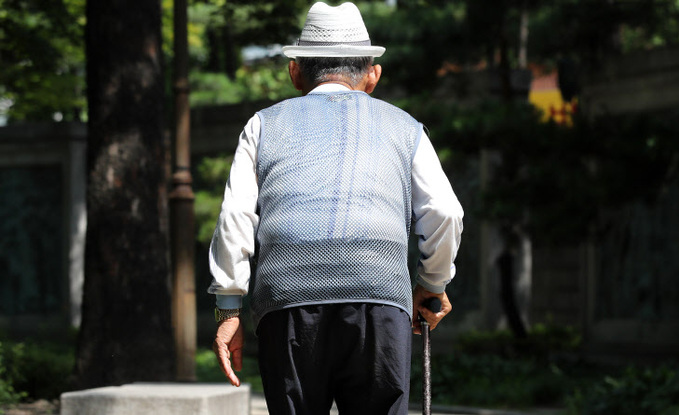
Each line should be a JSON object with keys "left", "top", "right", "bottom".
{"left": 250, "top": 393, "right": 443, "bottom": 415}
{"left": 249, "top": 392, "right": 564, "bottom": 415}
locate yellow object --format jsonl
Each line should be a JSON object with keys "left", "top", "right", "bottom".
{"left": 529, "top": 87, "right": 577, "bottom": 126}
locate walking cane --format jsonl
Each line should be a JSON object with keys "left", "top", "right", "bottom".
{"left": 420, "top": 297, "right": 441, "bottom": 415}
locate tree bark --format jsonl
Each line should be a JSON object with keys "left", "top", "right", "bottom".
{"left": 75, "top": 0, "right": 174, "bottom": 388}
{"left": 498, "top": 247, "right": 528, "bottom": 339}
{"left": 518, "top": 2, "right": 529, "bottom": 69}
{"left": 495, "top": 12, "right": 530, "bottom": 339}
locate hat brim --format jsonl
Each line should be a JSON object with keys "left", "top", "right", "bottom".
{"left": 282, "top": 44, "right": 385, "bottom": 58}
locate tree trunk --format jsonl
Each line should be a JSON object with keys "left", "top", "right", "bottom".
{"left": 498, "top": 246, "right": 528, "bottom": 339}
{"left": 75, "top": 0, "right": 174, "bottom": 388}
{"left": 495, "top": 16, "right": 530, "bottom": 339}
{"left": 518, "top": 2, "right": 529, "bottom": 69}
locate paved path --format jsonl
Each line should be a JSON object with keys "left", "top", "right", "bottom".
{"left": 251, "top": 393, "right": 438, "bottom": 415}
{"left": 250, "top": 393, "right": 564, "bottom": 415}
{"left": 251, "top": 393, "right": 346, "bottom": 415}
{"left": 251, "top": 392, "right": 486, "bottom": 415}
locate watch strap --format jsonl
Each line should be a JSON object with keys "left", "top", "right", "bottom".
{"left": 215, "top": 307, "right": 241, "bottom": 322}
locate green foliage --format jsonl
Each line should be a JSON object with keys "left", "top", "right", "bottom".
{"left": 342, "top": 1, "right": 679, "bottom": 255}
{"left": 194, "top": 155, "right": 232, "bottom": 246}
{"left": 161, "top": 0, "right": 216, "bottom": 63}
{"left": 1, "top": 0, "right": 305, "bottom": 122}
{"left": 566, "top": 365, "right": 679, "bottom": 415}
{"left": 362, "top": 1, "right": 468, "bottom": 91}
{"left": 189, "top": 60, "right": 297, "bottom": 107}
{"left": 399, "top": 94, "right": 679, "bottom": 246}
{"left": 364, "top": 0, "right": 679, "bottom": 91}
{"left": 526, "top": 323, "right": 582, "bottom": 354}
{"left": 415, "top": 327, "right": 679, "bottom": 412}
{"left": 195, "top": 348, "right": 263, "bottom": 392}
{"left": 412, "top": 353, "right": 572, "bottom": 408}
{"left": 0, "top": 340, "right": 74, "bottom": 401}
{"left": 167, "top": 0, "right": 306, "bottom": 78}
{"left": 0, "top": 0, "right": 86, "bottom": 122}
{"left": 528, "top": 1, "right": 679, "bottom": 64}
{"left": 215, "top": 0, "right": 306, "bottom": 47}
{"left": 408, "top": 325, "right": 598, "bottom": 408}
{"left": 0, "top": 341, "right": 26, "bottom": 406}
{"left": 455, "top": 322, "right": 582, "bottom": 360}
{"left": 410, "top": 325, "right": 585, "bottom": 408}
{"left": 4, "top": 0, "right": 678, "bottom": 122}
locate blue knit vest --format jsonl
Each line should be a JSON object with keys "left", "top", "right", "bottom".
{"left": 252, "top": 91, "right": 422, "bottom": 326}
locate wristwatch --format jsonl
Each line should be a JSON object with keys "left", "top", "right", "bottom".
{"left": 214, "top": 307, "right": 241, "bottom": 322}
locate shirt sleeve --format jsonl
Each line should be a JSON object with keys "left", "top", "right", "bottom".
{"left": 411, "top": 128, "right": 464, "bottom": 294}
{"left": 208, "top": 114, "right": 261, "bottom": 308}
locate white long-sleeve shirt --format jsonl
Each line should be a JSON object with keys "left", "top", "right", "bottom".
{"left": 209, "top": 84, "right": 464, "bottom": 309}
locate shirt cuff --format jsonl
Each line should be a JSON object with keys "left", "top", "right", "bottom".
{"left": 216, "top": 294, "right": 243, "bottom": 309}
{"left": 415, "top": 276, "right": 448, "bottom": 294}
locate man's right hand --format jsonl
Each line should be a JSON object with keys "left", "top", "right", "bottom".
{"left": 213, "top": 317, "right": 244, "bottom": 386}
{"left": 412, "top": 284, "right": 452, "bottom": 334}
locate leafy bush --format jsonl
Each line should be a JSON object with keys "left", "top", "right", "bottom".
{"left": 566, "top": 365, "right": 679, "bottom": 415}
{"left": 0, "top": 341, "right": 26, "bottom": 406}
{"left": 0, "top": 340, "right": 74, "bottom": 401}
{"left": 411, "top": 352, "right": 571, "bottom": 408}
{"left": 456, "top": 323, "right": 582, "bottom": 360}
{"left": 409, "top": 325, "right": 593, "bottom": 408}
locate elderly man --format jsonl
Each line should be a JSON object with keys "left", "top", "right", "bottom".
{"left": 208, "top": 2, "right": 463, "bottom": 414}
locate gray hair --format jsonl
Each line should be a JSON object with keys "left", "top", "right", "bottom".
{"left": 296, "top": 57, "right": 374, "bottom": 87}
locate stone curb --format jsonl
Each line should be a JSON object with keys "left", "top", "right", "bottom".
{"left": 60, "top": 383, "right": 250, "bottom": 415}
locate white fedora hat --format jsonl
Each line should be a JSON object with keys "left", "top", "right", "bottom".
{"left": 282, "top": 2, "right": 385, "bottom": 58}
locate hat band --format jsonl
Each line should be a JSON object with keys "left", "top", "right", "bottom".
{"left": 296, "top": 39, "right": 372, "bottom": 46}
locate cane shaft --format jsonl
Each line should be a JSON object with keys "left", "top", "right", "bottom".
{"left": 420, "top": 297, "right": 441, "bottom": 415}
{"left": 422, "top": 321, "right": 432, "bottom": 415}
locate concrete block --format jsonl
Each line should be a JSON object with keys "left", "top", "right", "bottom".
{"left": 60, "top": 383, "right": 250, "bottom": 415}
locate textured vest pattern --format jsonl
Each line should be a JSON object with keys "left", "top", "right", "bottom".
{"left": 252, "top": 91, "right": 421, "bottom": 325}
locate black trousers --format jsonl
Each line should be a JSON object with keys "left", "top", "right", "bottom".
{"left": 257, "top": 303, "right": 412, "bottom": 415}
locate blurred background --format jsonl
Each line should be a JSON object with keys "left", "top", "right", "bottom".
{"left": 1, "top": 0, "right": 678, "bottom": 413}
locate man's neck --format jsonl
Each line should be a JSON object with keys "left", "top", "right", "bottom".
{"left": 317, "top": 80, "right": 354, "bottom": 90}
{"left": 304, "top": 77, "right": 355, "bottom": 95}
{"left": 308, "top": 83, "right": 353, "bottom": 94}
